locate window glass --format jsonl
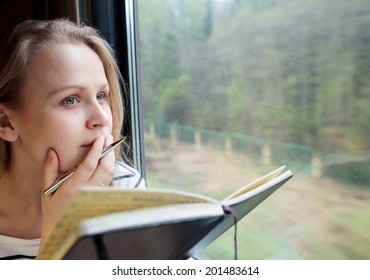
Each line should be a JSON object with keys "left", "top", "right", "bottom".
{"left": 137, "top": 0, "right": 370, "bottom": 259}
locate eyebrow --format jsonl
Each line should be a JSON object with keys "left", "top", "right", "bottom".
{"left": 49, "top": 83, "right": 109, "bottom": 95}
{"left": 49, "top": 85, "right": 84, "bottom": 95}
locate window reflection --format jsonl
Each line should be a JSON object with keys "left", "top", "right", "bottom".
{"left": 138, "top": 0, "right": 370, "bottom": 259}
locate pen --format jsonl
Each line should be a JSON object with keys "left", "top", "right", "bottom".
{"left": 43, "top": 137, "right": 125, "bottom": 196}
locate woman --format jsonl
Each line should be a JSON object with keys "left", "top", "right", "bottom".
{"left": 0, "top": 19, "right": 145, "bottom": 259}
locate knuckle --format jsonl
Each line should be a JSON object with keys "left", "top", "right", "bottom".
{"left": 81, "top": 160, "right": 97, "bottom": 173}
{"left": 61, "top": 185, "right": 78, "bottom": 197}
{"left": 101, "top": 162, "right": 115, "bottom": 177}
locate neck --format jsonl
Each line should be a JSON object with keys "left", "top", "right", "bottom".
{"left": 7, "top": 140, "right": 45, "bottom": 195}
{"left": 0, "top": 147, "right": 44, "bottom": 238}
{"left": 5, "top": 161, "right": 43, "bottom": 201}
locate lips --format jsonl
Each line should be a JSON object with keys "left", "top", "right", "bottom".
{"left": 81, "top": 135, "right": 108, "bottom": 148}
{"left": 81, "top": 142, "right": 93, "bottom": 148}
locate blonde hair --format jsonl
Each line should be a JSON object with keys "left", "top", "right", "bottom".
{"left": 0, "top": 19, "right": 128, "bottom": 173}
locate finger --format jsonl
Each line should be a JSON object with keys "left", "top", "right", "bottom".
{"left": 87, "top": 135, "right": 115, "bottom": 186}
{"left": 42, "top": 149, "right": 59, "bottom": 195}
{"left": 66, "top": 135, "right": 105, "bottom": 185}
{"left": 103, "top": 134, "right": 114, "bottom": 149}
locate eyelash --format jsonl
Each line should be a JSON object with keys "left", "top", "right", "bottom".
{"left": 97, "top": 92, "right": 109, "bottom": 101}
{"left": 62, "top": 96, "right": 79, "bottom": 106}
{"left": 61, "top": 92, "right": 109, "bottom": 106}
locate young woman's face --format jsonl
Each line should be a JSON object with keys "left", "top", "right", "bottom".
{"left": 9, "top": 42, "right": 113, "bottom": 172}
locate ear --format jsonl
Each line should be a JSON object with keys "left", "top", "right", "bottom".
{"left": 0, "top": 106, "right": 19, "bottom": 142}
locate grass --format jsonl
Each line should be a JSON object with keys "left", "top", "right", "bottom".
{"left": 144, "top": 140, "right": 370, "bottom": 259}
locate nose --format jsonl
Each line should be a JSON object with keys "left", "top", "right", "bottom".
{"left": 86, "top": 102, "right": 110, "bottom": 129}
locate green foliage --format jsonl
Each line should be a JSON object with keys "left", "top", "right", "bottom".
{"left": 156, "top": 78, "right": 193, "bottom": 123}
{"left": 138, "top": 0, "right": 370, "bottom": 151}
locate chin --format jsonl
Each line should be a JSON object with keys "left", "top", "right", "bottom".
{"left": 59, "top": 157, "right": 84, "bottom": 173}
{"left": 58, "top": 146, "right": 91, "bottom": 173}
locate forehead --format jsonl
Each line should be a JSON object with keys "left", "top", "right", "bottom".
{"left": 26, "top": 42, "right": 108, "bottom": 93}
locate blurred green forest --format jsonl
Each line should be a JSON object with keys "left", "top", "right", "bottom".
{"left": 137, "top": 0, "right": 370, "bottom": 259}
{"left": 138, "top": 0, "right": 370, "bottom": 182}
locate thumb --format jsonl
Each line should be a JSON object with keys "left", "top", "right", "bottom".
{"left": 42, "top": 149, "right": 59, "bottom": 195}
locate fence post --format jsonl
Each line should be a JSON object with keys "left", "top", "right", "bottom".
{"left": 225, "top": 136, "right": 233, "bottom": 156}
{"left": 194, "top": 130, "right": 202, "bottom": 149}
{"left": 311, "top": 153, "right": 322, "bottom": 178}
{"left": 148, "top": 122, "right": 156, "bottom": 140}
{"left": 170, "top": 124, "right": 177, "bottom": 146}
{"left": 262, "top": 143, "right": 272, "bottom": 166}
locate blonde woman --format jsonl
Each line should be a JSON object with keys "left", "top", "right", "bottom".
{"left": 0, "top": 19, "right": 145, "bottom": 259}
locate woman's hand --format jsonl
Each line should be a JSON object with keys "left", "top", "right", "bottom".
{"left": 39, "top": 135, "right": 115, "bottom": 249}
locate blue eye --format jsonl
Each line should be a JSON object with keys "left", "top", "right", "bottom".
{"left": 63, "top": 96, "right": 77, "bottom": 105}
{"left": 97, "top": 92, "right": 108, "bottom": 101}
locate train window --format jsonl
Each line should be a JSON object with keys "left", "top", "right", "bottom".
{"left": 136, "top": 0, "right": 370, "bottom": 259}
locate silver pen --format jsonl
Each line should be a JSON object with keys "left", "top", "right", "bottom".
{"left": 43, "top": 137, "right": 125, "bottom": 196}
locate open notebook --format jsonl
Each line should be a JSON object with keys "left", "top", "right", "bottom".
{"left": 37, "top": 165, "right": 293, "bottom": 259}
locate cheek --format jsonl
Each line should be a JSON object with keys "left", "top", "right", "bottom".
{"left": 105, "top": 106, "right": 114, "bottom": 132}
{"left": 109, "top": 114, "right": 114, "bottom": 132}
{"left": 41, "top": 119, "right": 78, "bottom": 146}
{"left": 40, "top": 118, "right": 84, "bottom": 171}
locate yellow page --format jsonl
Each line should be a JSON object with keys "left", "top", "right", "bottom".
{"left": 37, "top": 187, "right": 216, "bottom": 259}
{"left": 222, "top": 165, "right": 286, "bottom": 201}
